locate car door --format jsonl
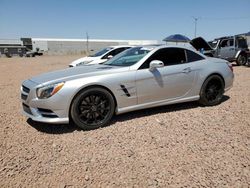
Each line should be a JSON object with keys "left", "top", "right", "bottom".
{"left": 218, "top": 39, "right": 236, "bottom": 60}
{"left": 136, "top": 48, "right": 197, "bottom": 105}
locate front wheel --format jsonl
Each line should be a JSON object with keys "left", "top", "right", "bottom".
{"left": 70, "top": 87, "right": 115, "bottom": 130}
{"left": 199, "top": 75, "right": 225, "bottom": 106}
{"left": 236, "top": 54, "right": 247, "bottom": 66}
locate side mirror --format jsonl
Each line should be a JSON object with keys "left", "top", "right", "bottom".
{"left": 149, "top": 60, "right": 164, "bottom": 70}
{"left": 107, "top": 55, "right": 113, "bottom": 59}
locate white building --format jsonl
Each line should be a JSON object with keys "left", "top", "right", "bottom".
{"left": 22, "top": 38, "right": 159, "bottom": 55}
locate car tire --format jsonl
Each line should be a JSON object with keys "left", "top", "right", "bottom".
{"left": 5, "top": 53, "right": 12, "bottom": 58}
{"left": 70, "top": 87, "right": 115, "bottom": 130}
{"left": 236, "top": 54, "right": 247, "bottom": 66}
{"left": 199, "top": 75, "right": 225, "bottom": 106}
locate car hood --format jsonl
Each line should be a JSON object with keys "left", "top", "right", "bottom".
{"left": 69, "top": 56, "right": 100, "bottom": 66}
{"left": 29, "top": 64, "right": 128, "bottom": 85}
{"left": 190, "top": 37, "right": 214, "bottom": 51}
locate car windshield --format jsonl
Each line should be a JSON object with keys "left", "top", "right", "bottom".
{"left": 104, "top": 47, "right": 151, "bottom": 66}
{"left": 90, "top": 47, "right": 113, "bottom": 57}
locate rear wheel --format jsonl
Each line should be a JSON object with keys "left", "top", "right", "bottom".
{"left": 70, "top": 87, "right": 115, "bottom": 130}
{"left": 199, "top": 75, "right": 224, "bottom": 106}
{"left": 236, "top": 54, "right": 247, "bottom": 66}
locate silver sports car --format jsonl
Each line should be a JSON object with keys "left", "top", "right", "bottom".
{"left": 21, "top": 45, "right": 234, "bottom": 130}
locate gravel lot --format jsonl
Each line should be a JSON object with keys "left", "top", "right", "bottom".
{"left": 0, "top": 56, "right": 249, "bottom": 187}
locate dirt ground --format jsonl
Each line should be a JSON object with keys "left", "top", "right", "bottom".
{"left": 0, "top": 55, "right": 249, "bottom": 187}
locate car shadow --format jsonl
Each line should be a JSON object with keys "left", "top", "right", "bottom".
{"left": 27, "top": 95, "right": 230, "bottom": 134}
{"left": 26, "top": 118, "right": 81, "bottom": 134}
{"left": 111, "top": 95, "right": 230, "bottom": 124}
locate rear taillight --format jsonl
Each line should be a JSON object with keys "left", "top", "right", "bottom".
{"left": 228, "top": 63, "right": 233, "bottom": 72}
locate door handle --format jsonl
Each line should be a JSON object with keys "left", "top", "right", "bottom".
{"left": 182, "top": 67, "right": 191, "bottom": 73}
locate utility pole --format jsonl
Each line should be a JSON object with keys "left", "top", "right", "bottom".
{"left": 86, "top": 32, "right": 89, "bottom": 55}
{"left": 192, "top": 17, "right": 199, "bottom": 38}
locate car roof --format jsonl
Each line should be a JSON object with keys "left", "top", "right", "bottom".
{"left": 132, "top": 44, "right": 207, "bottom": 59}
{"left": 109, "top": 45, "right": 134, "bottom": 48}
{"left": 133, "top": 44, "right": 197, "bottom": 51}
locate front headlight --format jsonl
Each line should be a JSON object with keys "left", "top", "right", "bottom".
{"left": 36, "top": 82, "right": 65, "bottom": 99}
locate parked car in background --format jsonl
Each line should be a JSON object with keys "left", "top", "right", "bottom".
{"left": 25, "top": 48, "right": 43, "bottom": 57}
{"left": 210, "top": 35, "right": 249, "bottom": 66}
{"left": 191, "top": 35, "right": 249, "bottom": 66}
{"left": 0, "top": 46, "right": 26, "bottom": 57}
{"left": 21, "top": 45, "right": 234, "bottom": 130}
{"left": 69, "top": 45, "right": 132, "bottom": 67}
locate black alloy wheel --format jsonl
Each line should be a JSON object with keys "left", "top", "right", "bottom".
{"left": 70, "top": 87, "right": 115, "bottom": 130}
{"left": 199, "top": 75, "right": 224, "bottom": 106}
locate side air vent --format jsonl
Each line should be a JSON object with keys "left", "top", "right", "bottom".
{"left": 120, "top": 85, "right": 131, "bottom": 97}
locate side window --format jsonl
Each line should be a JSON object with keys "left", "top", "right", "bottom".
{"left": 220, "top": 40, "right": 228, "bottom": 48}
{"left": 229, "top": 39, "right": 234, "bottom": 46}
{"left": 102, "top": 48, "right": 126, "bottom": 59}
{"left": 220, "top": 39, "right": 233, "bottom": 48}
{"left": 102, "top": 50, "right": 115, "bottom": 59}
{"left": 237, "top": 38, "right": 248, "bottom": 48}
{"left": 113, "top": 48, "right": 127, "bottom": 55}
{"left": 186, "top": 50, "right": 204, "bottom": 62}
{"left": 139, "top": 48, "right": 186, "bottom": 69}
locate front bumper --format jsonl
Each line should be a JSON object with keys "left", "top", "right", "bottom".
{"left": 22, "top": 103, "right": 69, "bottom": 124}
{"left": 224, "top": 70, "right": 234, "bottom": 92}
{"left": 21, "top": 80, "right": 70, "bottom": 124}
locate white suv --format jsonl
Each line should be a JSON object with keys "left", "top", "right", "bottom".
{"left": 69, "top": 45, "right": 132, "bottom": 67}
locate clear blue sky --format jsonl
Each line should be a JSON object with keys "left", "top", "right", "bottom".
{"left": 0, "top": 0, "right": 250, "bottom": 41}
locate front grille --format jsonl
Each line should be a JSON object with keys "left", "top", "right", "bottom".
{"left": 22, "top": 103, "right": 32, "bottom": 115}
{"left": 22, "top": 85, "right": 30, "bottom": 93}
{"left": 21, "top": 93, "right": 28, "bottom": 100}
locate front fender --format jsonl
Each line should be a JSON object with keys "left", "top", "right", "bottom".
{"left": 235, "top": 50, "right": 243, "bottom": 59}
{"left": 62, "top": 71, "right": 137, "bottom": 116}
